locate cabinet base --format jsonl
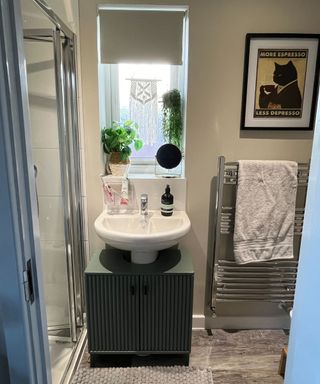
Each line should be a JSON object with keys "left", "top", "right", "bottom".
{"left": 89, "top": 353, "right": 190, "bottom": 368}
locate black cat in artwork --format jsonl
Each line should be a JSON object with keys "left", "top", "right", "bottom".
{"left": 259, "top": 60, "right": 302, "bottom": 109}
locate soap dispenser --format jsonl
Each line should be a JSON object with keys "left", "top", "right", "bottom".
{"left": 161, "top": 184, "right": 174, "bottom": 216}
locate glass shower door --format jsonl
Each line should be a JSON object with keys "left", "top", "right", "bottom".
{"left": 22, "top": 0, "right": 85, "bottom": 381}
{"left": 24, "top": 26, "right": 84, "bottom": 341}
{"left": 25, "top": 35, "right": 73, "bottom": 336}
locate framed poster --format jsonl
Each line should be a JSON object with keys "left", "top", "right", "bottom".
{"left": 240, "top": 34, "right": 320, "bottom": 130}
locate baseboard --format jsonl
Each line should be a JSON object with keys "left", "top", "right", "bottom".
{"left": 205, "top": 315, "right": 290, "bottom": 330}
{"left": 192, "top": 315, "right": 205, "bottom": 330}
{"left": 191, "top": 313, "right": 290, "bottom": 330}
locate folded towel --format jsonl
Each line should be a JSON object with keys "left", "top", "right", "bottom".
{"left": 233, "top": 160, "right": 298, "bottom": 264}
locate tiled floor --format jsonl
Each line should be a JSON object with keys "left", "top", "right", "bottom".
{"left": 80, "top": 329, "right": 288, "bottom": 383}
{"left": 190, "top": 329, "right": 288, "bottom": 383}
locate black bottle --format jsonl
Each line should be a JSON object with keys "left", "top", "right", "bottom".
{"left": 161, "top": 184, "right": 174, "bottom": 216}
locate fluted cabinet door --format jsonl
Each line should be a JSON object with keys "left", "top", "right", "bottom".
{"left": 86, "top": 274, "right": 140, "bottom": 352}
{"left": 139, "top": 274, "right": 193, "bottom": 352}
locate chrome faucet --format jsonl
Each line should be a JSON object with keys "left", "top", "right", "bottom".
{"left": 140, "top": 194, "right": 148, "bottom": 216}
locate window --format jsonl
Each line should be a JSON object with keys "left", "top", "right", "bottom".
{"left": 99, "top": 63, "right": 184, "bottom": 159}
{"left": 98, "top": 6, "right": 188, "bottom": 163}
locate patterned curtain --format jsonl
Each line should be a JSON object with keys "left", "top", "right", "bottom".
{"left": 129, "top": 79, "right": 158, "bottom": 145}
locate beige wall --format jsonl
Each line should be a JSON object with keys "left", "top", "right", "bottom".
{"left": 46, "top": 0, "right": 79, "bottom": 32}
{"left": 78, "top": 0, "right": 319, "bottom": 315}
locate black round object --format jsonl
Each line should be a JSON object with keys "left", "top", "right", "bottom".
{"left": 156, "top": 144, "right": 182, "bottom": 169}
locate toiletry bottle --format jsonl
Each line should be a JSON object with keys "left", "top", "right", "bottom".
{"left": 161, "top": 184, "right": 174, "bottom": 216}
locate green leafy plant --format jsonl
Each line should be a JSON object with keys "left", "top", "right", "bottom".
{"left": 101, "top": 120, "right": 143, "bottom": 162}
{"left": 162, "top": 89, "right": 183, "bottom": 149}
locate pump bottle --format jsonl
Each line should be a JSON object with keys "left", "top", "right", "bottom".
{"left": 161, "top": 184, "right": 174, "bottom": 216}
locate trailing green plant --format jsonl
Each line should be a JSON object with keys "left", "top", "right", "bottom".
{"left": 162, "top": 89, "right": 183, "bottom": 149}
{"left": 101, "top": 120, "right": 143, "bottom": 162}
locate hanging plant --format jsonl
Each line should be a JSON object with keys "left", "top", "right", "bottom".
{"left": 162, "top": 89, "right": 183, "bottom": 149}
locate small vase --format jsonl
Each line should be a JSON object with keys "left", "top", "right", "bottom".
{"left": 109, "top": 152, "right": 130, "bottom": 177}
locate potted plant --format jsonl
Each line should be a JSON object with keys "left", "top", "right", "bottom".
{"left": 101, "top": 120, "right": 143, "bottom": 175}
{"left": 162, "top": 89, "right": 183, "bottom": 149}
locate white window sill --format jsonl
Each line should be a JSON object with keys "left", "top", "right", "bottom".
{"left": 128, "top": 160, "right": 185, "bottom": 179}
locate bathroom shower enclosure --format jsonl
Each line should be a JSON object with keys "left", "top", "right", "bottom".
{"left": 22, "top": 0, "right": 85, "bottom": 382}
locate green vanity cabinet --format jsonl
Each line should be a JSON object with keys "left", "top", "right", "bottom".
{"left": 85, "top": 248, "right": 194, "bottom": 363}
{"left": 85, "top": 274, "right": 140, "bottom": 352}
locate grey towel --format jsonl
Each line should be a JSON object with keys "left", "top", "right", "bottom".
{"left": 233, "top": 160, "right": 298, "bottom": 264}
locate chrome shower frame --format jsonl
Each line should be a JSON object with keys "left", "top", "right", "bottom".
{"left": 24, "top": 4, "right": 85, "bottom": 344}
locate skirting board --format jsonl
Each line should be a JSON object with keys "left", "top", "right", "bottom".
{"left": 192, "top": 315, "right": 205, "bottom": 330}
{"left": 205, "top": 315, "right": 291, "bottom": 330}
{"left": 192, "top": 314, "right": 291, "bottom": 330}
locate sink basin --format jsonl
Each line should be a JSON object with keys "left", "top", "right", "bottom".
{"left": 94, "top": 210, "right": 191, "bottom": 264}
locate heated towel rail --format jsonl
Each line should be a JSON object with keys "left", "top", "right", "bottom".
{"left": 210, "top": 156, "right": 309, "bottom": 316}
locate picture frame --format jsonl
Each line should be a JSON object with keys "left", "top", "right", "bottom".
{"left": 240, "top": 33, "right": 320, "bottom": 130}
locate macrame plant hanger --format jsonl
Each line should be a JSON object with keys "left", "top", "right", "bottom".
{"left": 129, "top": 78, "right": 160, "bottom": 146}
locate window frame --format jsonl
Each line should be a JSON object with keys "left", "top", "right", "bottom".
{"left": 97, "top": 5, "right": 189, "bottom": 171}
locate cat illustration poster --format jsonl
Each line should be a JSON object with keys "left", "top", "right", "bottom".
{"left": 254, "top": 49, "right": 307, "bottom": 118}
{"left": 241, "top": 34, "right": 320, "bottom": 130}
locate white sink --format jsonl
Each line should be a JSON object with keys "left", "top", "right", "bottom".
{"left": 94, "top": 210, "right": 191, "bottom": 264}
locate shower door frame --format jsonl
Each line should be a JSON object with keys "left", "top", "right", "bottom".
{"left": 0, "top": 0, "right": 51, "bottom": 382}
{"left": 24, "top": 26, "right": 85, "bottom": 343}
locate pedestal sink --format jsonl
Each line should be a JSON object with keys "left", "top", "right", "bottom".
{"left": 94, "top": 210, "right": 191, "bottom": 264}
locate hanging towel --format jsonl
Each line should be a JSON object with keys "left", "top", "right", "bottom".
{"left": 233, "top": 160, "right": 298, "bottom": 264}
